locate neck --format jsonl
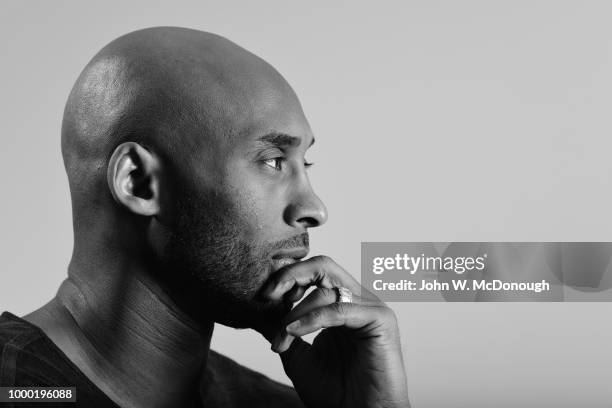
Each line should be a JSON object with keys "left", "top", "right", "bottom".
{"left": 24, "top": 250, "right": 214, "bottom": 408}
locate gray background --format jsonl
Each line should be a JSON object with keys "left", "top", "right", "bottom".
{"left": 1, "top": 1, "right": 611, "bottom": 407}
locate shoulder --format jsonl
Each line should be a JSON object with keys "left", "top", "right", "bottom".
{"left": 0, "top": 312, "right": 70, "bottom": 386}
{"left": 0, "top": 311, "right": 48, "bottom": 361}
{"left": 0, "top": 312, "right": 40, "bottom": 343}
{"left": 202, "top": 349, "right": 305, "bottom": 408}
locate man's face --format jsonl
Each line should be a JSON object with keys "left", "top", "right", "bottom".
{"left": 159, "top": 86, "right": 327, "bottom": 331}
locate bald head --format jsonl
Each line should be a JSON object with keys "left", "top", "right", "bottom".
{"left": 58, "top": 27, "right": 326, "bottom": 328}
{"left": 61, "top": 27, "right": 308, "bottom": 219}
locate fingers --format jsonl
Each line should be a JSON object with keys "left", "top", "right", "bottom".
{"left": 284, "top": 287, "right": 337, "bottom": 323}
{"left": 272, "top": 287, "right": 386, "bottom": 353}
{"left": 264, "top": 256, "right": 386, "bottom": 354}
{"left": 284, "top": 285, "right": 308, "bottom": 304}
{"left": 271, "top": 287, "right": 337, "bottom": 353}
{"left": 286, "top": 302, "right": 396, "bottom": 338}
{"left": 262, "top": 255, "right": 362, "bottom": 301}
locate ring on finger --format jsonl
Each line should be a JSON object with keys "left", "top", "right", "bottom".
{"left": 334, "top": 286, "right": 353, "bottom": 303}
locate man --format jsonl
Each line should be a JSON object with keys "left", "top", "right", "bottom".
{"left": 0, "top": 27, "right": 409, "bottom": 407}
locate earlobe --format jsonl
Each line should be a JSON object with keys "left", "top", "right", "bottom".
{"left": 107, "top": 142, "right": 161, "bottom": 216}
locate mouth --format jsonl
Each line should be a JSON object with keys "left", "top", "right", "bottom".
{"left": 270, "top": 247, "right": 309, "bottom": 273}
{"left": 270, "top": 258, "right": 297, "bottom": 272}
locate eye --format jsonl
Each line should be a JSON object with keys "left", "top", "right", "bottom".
{"left": 304, "top": 160, "right": 314, "bottom": 169}
{"left": 263, "top": 157, "right": 284, "bottom": 171}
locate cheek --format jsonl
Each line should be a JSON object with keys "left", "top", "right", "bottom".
{"left": 225, "top": 170, "right": 286, "bottom": 243}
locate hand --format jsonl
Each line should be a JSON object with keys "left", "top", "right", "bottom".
{"left": 261, "top": 256, "right": 410, "bottom": 408}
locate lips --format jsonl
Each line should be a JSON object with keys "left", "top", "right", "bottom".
{"left": 270, "top": 247, "right": 309, "bottom": 273}
{"left": 271, "top": 257, "right": 297, "bottom": 272}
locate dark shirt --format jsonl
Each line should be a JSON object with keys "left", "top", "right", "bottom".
{"left": 0, "top": 312, "right": 304, "bottom": 407}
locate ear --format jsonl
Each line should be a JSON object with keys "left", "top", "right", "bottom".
{"left": 107, "top": 142, "right": 161, "bottom": 216}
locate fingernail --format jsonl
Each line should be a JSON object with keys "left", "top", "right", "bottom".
{"left": 264, "top": 282, "right": 284, "bottom": 299}
{"left": 280, "top": 333, "right": 295, "bottom": 352}
{"left": 271, "top": 333, "right": 282, "bottom": 352}
{"left": 286, "top": 320, "right": 300, "bottom": 333}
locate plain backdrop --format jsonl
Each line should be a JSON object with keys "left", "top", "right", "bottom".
{"left": 2, "top": 2, "right": 612, "bottom": 407}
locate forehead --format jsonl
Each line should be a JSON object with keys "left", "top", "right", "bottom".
{"left": 174, "top": 45, "right": 315, "bottom": 154}
{"left": 179, "top": 81, "right": 315, "bottom": 169}
{"left": 226, "top": 81, "right": 315, "bottom": 151}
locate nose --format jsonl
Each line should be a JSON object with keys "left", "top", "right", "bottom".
{"left": 284, "top": 180, "right": 328, "bottom": 229}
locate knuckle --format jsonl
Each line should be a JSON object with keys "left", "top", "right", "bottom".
{"left": 308, "top": 309, "right": 323, "bottom": 322}
{"left": 380, "top": 306, "right": 398, "bottom": 325}
{"left": 312, "top": 257, "right": 330, "bottom": 283}
{"left": 312, "top": 255, "right": 333, "bottom": 266}
{"left": 332, "top": 301, "right": 350, "bottom": 316}
{"left": 318, "top": 287, "right": 336, "bottom": 301}
{"left": 312, "top": 254, "right": 329, "bottom": 262}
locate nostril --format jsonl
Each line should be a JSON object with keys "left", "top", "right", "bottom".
{"left": 297, "top": 216, "right": 320, "bottom": 229}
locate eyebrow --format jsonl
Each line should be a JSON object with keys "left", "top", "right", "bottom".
{"left": 257, "top": 132, "right": 315, "bottom": 148}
